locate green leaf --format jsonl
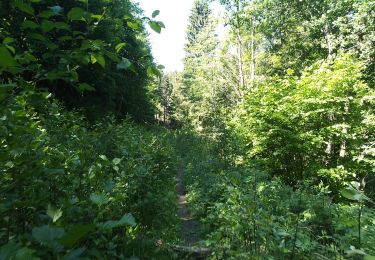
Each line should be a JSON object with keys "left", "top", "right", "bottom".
{"left": 58, "top": 36, "right": 73, "bottom": 42}
{"left": 91, "top": 54, "right": 105, "bottom": 68}
{"left": 112, "top": 158, "right": 121, "bottom": 165}
{"left": 21, "top": 20, "right": 39, "bottom": 29}
{"left": 99, "top": 213, "right": 136, "bottom": 230}
{"left": 41, "top": 20, "right": 55, "bottom": 33}
{"left": 5, "top": 45, "right": 16, "bottom": 55}
{"left": 13, "top": 0, "right": 35, "bottom": 15}
{"left": 32, "top": 226, "right": 64, "bottom": 251}
{"left": 148, "top": 21, "right": 161, "bottom": 33}
{"left": 147, "top": 66, "right": 161, "bottom": 77}
{"left": 39, "top": 10, "right": 56, "bottom": 19}
{"left": 44, "top": 168, "right": 65, "bottom": 174}
{"left": 62, "top": 247, "right": 86, "bottom": 260}
{"left": 158, "top": 21, "right": 165, "bottom": 28}
{"left": 116, "top": 58, "right": 131, "bottom": 70}
{"left": 127, "top": 21, "right": 138, "bottom": 30}
{"left": 115, "top": 42, "right": 126, "bottom": 53}
{"left": 91, "top": 14, "right": 103, "bottom": 20}
{"left": 99, "top": 155, "right": 108, "bottom": 160}
{"left": 59, "top": 225, "right": 94, "bottom": 248}
{"left": 340, "top": 187, "right": 365, "bottom": 202}
{"left": 14, "top": 247, "right": 38, "bottom": 260}
{"left": 0, "top": 242, "right": 20, "bottom": 259}
{"left": 28, "top": 33, "right": 47, "bottom": 42}
{"left": 152, "top": 10, "right": 160, "bottom": 18}
{"left": 0, "top": 242, "right": 38, "bottom": 260}
{"left": 54, "top": 22, "right": 71, "bottom": 31}
{"left": 0, "top": 47, "right": 18, "bottom": 68}
{"left": 78, "top": 83, "right": 95, "bottom": 92}
{"left": 47, "top": 205, "right": 63, "bottom": 223}
{"left": 103, "top": 50, "right": 120, "bottom": 62}
{"left": 365, "top": 256, "right": 375, "bottom": 260}
{"left": 67, "top": 7, "right": 85, "bottom": 21}
{"left": 3, "top": 37, "right": 14, "bottom": 45}
{"left": 90, "top": 193, "right": 109, "bottom": 205}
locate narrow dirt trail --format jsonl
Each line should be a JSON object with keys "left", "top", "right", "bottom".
{"left": 177, "top": 159, "right": 201, "bottom": 246}
{"left": 175, "top": 159, "right": 210, "bottom": 259}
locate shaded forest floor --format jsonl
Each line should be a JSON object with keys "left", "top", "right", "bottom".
{"left": 177, "top": 159, "right": 201, "bottom": 246}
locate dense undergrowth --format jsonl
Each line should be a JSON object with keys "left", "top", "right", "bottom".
{"left": 0, "top": 90, "right": 179, "bottom": 259}
{"left": 178, "top": 132, "right": 375, "bottom": 259}
{"left": 1, "top": 0, "right": 375, "bottom": 259}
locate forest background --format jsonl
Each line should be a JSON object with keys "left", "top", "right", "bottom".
{"left": 0, "top": 0, "right": 374, "bottom": 259}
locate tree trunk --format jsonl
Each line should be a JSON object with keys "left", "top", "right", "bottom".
{"left": 250, "top": 16, "right": 255, "bottom": 89}
{"left": 236, "top": 0, "right": 245, "bottom": 93}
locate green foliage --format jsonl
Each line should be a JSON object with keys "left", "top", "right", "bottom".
{"left": 235, "top": 54, "right": 374, "bottom": 187}
{"left": 0, "top": 0, "right": 163, "bottom": 121}
{"left": 0, "top": 90, "right": 179, "bottom": 258}
{"left": 177, "top": 131, "right": 375, "bottom": 258}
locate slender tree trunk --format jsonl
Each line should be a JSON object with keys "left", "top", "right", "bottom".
{"left": 236, "top": 0, "right": 245, "bottom": 93}
{"left": 250, "top": 16, "right": 255, "bottom": 89}
{"left": 324, "top": 24, "right": 333, "bottom": 60}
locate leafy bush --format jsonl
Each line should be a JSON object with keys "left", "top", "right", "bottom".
{"left": 0, "top": 88, "right": 178, "bottom": 259}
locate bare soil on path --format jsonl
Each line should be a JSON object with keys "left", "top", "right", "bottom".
{"left": 176, "top": 159, "right": 210, "bottom": 259}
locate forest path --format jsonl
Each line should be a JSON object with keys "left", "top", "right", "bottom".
{"left": 175, "top": 159, "right": 210, "bottom": 259}
{"left": 177, "top": 159, "right": 200, "bottom": 245}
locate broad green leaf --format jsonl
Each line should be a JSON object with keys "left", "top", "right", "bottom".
{"left": 14, "top": 247, "right": 38, "bottom": 260}
{"left": 58, "top": 36, "right": 73, "bottom": 42}
{"left": 13, "top": 0, "right": 35, "bottom": 15}
{"left": 112, "top": 158, "right": 121, "bottom": 165}
{"left": 54, "top": 22, "right": 71, "bottom": 31}
{"left": 21, "top": 20, "right": 39, "bottom": 30}
{"left": 28, "top": 33, "right": 47, "bottom": 42}
{"left": 90, "top": 193, "right": 109, "bottom": 205}
{"left": 340, "top": 188, "right": 366, "bottom": 202}
{"left": 67, "top": 7, "right": 85, "bottom": 21}
{"left": 41, "top": 20, "right": 55, "bottom": 33}
{"left": 158, "top": 21, "right": 165, "bottom": 28}
{"left": 0, "top": 243, "right": 38, "bottom": 260}
{"left": 62, "top": 247, "right": 86, "bottom": 260}
{"left": 5, "top": 45, "right": 16, "bottom": 55}
{"left": 39, "top": 10, "right": 56, "bottom": 18}
{"left": 32, "top": 226, "right": 64, "bottom": 251}
{"left": 47, "top": 205, "right": 63, "bottom": 223}
{"left": 78, "top": 83, "right": 95, "bottom": 92}
{"left": 59, "top": 225, "right": 94, "bottom": 248}
{"left": 103, "top": 50, "right": 120, "bottom": 62}
{"left": 0, "top": 242, "right": 20, "bottom": 259}
{"left": 91, "top": 14, "right": 103, "bottom": 20}
{"left": 148, "top": 21, "right": 161, "bottom": 33}
{"left": 152, "top": 10, "right": 160, "bottom": 18}
{"left": 116, "top": 58, "right": 131, "bottom": 70}
{"left": 99, "top": 155, "right": 108, "bottom": 160}
{"left": 147, "top": 66, "right": 161, "bottom": 77}
{"left": 115, "top": 42, "right": 126, "bottom": 53}
{"left": 24, "top": 52, "right": 37, "bottom": 62}
{"left": 127, "top": 21, "right": 138, "bottom": 30}
{"left": 364, "top": 256, "right": 375, "bottom": 260}
{"left": 0, "top": 47, "right": 17, "bottom": 68}
{"left": 99, "top": 213, "right": 136, "bottom": 230}
{"left": 91, "top": 54, "right": 105, "bottom": 68}
{"left": 3, "top": 37, "right": 14, "bottom": 44}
